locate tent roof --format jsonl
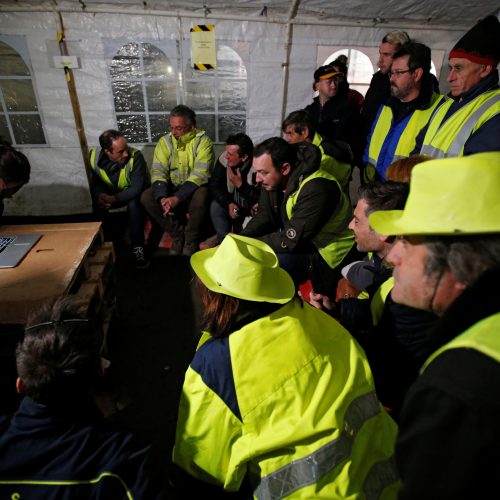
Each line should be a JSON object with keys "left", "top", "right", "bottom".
{"left": 1, "top": 0, "right": 499, "bottom": 31}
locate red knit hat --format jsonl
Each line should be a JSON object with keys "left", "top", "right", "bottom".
{"left": 449, "top": 15, "right": 500, "bottom": 66}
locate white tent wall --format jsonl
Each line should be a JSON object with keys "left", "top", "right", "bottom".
{"left": 0, "top": 5, "right": 495, "bottom": 216}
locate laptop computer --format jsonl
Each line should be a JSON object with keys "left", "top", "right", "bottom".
{"left": 0, "top": 234, "right": 42, "bottom": 268}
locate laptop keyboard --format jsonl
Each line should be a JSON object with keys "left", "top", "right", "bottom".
{"left": 0, "top": 236, "right": 16, "bottom": 253}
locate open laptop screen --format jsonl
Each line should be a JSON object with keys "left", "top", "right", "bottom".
{"left": 0, "top": 234, "right": 42, "bottom": 268}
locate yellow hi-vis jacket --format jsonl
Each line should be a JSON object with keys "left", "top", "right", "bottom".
{"left": 90, "top": 147, "right": 139, "bottom": 191}
{"left": 420, "top": 90, "right": 500, "bottom": 158}
{"left": 422, "top": 312, "right": 500, "bottom": 372}
{"left": 150, "top": 128, "right": 214, "bottom": 188}
{"left": 312, "top": 132, "right": 352, "bottom": 192}
{"left": 174, "top": 299, "right": 400, "bottom": 499}
{"left": 286, "top": 168, "right": 354, "bottom": 271}
{"left": 365, "top": 92, "right": 444, "bottom": 181}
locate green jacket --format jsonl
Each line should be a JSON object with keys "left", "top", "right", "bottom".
{"left": 150, "top": 128, "right": 214, "bottom": 202}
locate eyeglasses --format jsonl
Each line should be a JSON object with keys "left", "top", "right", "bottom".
{"left": 388, "top": 69, "right": 413, "bottom": 78}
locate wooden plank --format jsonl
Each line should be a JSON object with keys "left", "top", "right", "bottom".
{"left": 0, "top": 222, "right": 104, "bottom": 324}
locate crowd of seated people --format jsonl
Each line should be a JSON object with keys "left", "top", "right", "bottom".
{"left": 1, "top": 14, "right": 499, "bottom": 500}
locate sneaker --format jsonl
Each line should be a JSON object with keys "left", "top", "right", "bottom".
{"left": 199, "top": 234, "right": 219, "bottom": 250}
{"left": 182, "top": 242, "right": 199, "bottom": 256}
{"left": 132, "top": 246, "right": 149, "bottom": 270}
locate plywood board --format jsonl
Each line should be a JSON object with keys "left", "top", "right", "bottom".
{"left": 0, "top": 222, "right": 103, "bottom": 325}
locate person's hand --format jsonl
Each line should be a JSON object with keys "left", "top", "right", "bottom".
{"left": 335, "top": 278, "right": 361, "bottom": 302}
{"left": 160, "top": 196, "right": 180, "bottom": 216}
{"left": 309, "top": 291, "right": 334, "bottom": 311}
{"left": 228, "top": 167, "right": 243, "bottom": 189}
{"left": 98, "top": 193, "right": 116, "bottom": 209}
{"left": 228, "top": 202, "right": 240, "bottom": 220}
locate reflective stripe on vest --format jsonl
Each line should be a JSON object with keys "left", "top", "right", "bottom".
{"left": 161, "top": 131, "right": 206, "bottom": 186}
{"left": 285, "top": 168, "right": 354, "bottom": 270}
{"left": 368, "top": 93, "right": 444, "bottom": 170}
{"left": 420, "top": 91, "right": 500, "bottom": 158}
{"left": 370, "top": 276, "right": 394, "bottom": 326}
{"left": 421, "top": 312, "right": 500, "bottom": 373}
{"left": 254, "top": 391, "right": 398, "bottom": 500}
{"left": 0, "top": 471, "right": 134, "bottom": 499}
{"left": 90, "top": 148, "right": 137, "bottom": 191}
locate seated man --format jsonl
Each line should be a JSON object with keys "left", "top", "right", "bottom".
{"left": 173, "top": 234, "right": 399, "bottom": 498}
{"left": 0, "top": 138, "right": 31, "bottom": 219}
{"left": 282, "top": 109, "right": 353, "bottom": 193}
{"left": 141, "top": 105, "right": 214, "bottom": 256}
{"left": 312, "top": 181, "right": 437, "bottom": 419}
{"left": 208, "top": 133, "right": 259, "bottom": 245}
{"left": 90, "top": 129, "right": 150, "bottom": 269}
{"left": 241, "top": 137, "right": 358, "bottom": 295}
{"left": 0, "top": 296, "right": 168, "bottom": 498}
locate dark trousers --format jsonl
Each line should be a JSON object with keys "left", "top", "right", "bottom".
{"left": 141, "top": 186, "right": 210, "bottom": 245}
{"left": 94, "top": 197, "right": 146, "bottom": 248}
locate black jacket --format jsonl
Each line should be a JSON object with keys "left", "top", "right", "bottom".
{"left": 396, "top": 267, "right": 500, "bottom": 499}
{"left": 241, "top": 142, "right": 350, "bottom": 293}
{"left": 339, "top": 255, "right": 437, "bottom": 419}
{"left": 208, "top": 154, "right": 259, "bottom": 213}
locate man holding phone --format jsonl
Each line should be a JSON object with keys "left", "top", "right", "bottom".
{"left": 205, "top": 133, "right": 260, "bottom": 247}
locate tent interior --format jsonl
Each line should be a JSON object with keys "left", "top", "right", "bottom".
{"left": 1, "top": 2, "right": 500, "bottom": 495}
{"left": 1, "top": 0, "right": 499, "bottom": 216}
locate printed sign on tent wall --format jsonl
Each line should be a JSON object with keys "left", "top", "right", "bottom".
{"left": 190, "top": 24, "right": 216, "bottom": 70}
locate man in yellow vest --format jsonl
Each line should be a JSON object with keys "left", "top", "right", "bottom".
{"left": 240, "top": 137, "right": 358, "bottom": 296}
{"left": 369, "top": 152, "right": 500, "bottom": 499}
{"left": 90, "top": 129, "right": 150, "bottom": 269}
{"left": 141, "top": 105, "right": 214, "bottom": 256}
{"left": 310, "top": 181, "right": 437, "bottom": 420}
{"left": 418, "top": 15, "right": 500, "bottom": 157}
{"left": 282, "top": 109, "right": 353, "bottom": 193}
{"left": 364, "top": 42, "right": 444, "bottom": 181}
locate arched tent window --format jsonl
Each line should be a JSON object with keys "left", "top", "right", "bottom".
{"left": 0, "top": 40, "right": 46, "bottom": 146}
{"left": 183, "top": 44, "right": 247, "bottom": 143}
{"left": 110, "top": 42, "right": 177, "bottom": 144}
{"left": 324, "top": 49, "right": 374, "bottom": 97}
{"left": 324, "top": 48, "right": 439, "bottom": 96}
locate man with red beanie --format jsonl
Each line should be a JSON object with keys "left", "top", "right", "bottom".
{"left": 419, "top": 15, "right": 500, "bottom": 157}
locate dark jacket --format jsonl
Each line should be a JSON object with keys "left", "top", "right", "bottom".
{"left": 396, "top": 267, "right": 500, "bottom": 499}
{"left": 0, "top": 397, "right": 167, "bottom": 499}
{"left": 208, "top": 154, "right": 259, "bottom": 213}
{"left": 338, "top": 254, "right": 437, "bottom": 419}
{"left": 90, "top": 148, "right": 149, "bottom": 205}
{"left": 305, "top": 85, "right": 364, "bottom": 164}
{"left": 414, "top": 70, "right": 500, "bottom": 155}
{"left": 361, "top": 71, "right": 391, "bottom": 139}
{"left": 241, "top": 142, "right": 350, "bottom": 293}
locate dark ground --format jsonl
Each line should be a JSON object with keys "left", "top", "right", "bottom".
{"left": 0, "top": 213, "right": 250, "bottom": 498}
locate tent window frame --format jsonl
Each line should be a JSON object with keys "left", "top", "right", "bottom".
{"left": 107, "top": 39, "right": 248, "bottom": 145}
{"left": 0, "top": 35, "right": 47, "bottom": 147}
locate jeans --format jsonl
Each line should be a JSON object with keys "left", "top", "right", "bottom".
{"left": 210, "top": 200, "right": 232, "bottom": 243}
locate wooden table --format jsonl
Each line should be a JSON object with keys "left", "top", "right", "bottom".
{"left": 0, "top": 222, "right": 114, "bottom": 326}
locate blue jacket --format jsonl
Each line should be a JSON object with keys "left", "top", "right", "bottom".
{"left": 0, "top": 397, "right": 166, "bottom": 499}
